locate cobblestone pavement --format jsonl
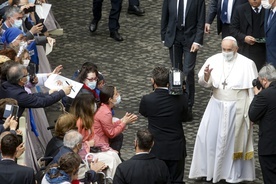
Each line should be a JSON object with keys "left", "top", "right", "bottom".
{"left": 46, "top": 0, "right": 263, "bottom": 183}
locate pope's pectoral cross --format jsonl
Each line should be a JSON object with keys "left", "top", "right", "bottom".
{"left": 222, "top": 80, "right": 227, "bottom": 89}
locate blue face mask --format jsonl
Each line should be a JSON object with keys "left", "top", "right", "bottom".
{"left": 28, "top": 0, "right": 36, "bottom": 3}
{"left": 87, "top": 81, "right": 96, "bottom": 90}
{"left": 12, "top": 19, "right": 22, "bottom": 28}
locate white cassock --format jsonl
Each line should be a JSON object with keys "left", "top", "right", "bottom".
{"left": 189, "top": 53, "right": 258, "bottom": 183}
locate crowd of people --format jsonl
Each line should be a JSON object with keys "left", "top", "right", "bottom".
{"left": 0, "top": 0, "right": 275, "bottom": 183}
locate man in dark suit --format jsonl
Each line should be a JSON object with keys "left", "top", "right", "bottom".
{"left": 0, "top": 133, "right": 35, "bottom": 184}
{"left": 205, "top": 0, "right": 248, "bottom": 38}
{"left": 89, "top": 0, "right": 124, "bottom": 41}
{"left": 230, "top": 0, "right": 266, "bottom": 71}
{"left": 161, "top": 0, "right": 205, "bottom": 119}
{"left": 139, "top": 67, "right": 188, "bottom": 183}
{"left": 0, "top": 63, "right": 72, "bottom": 117}
{"left": 113, "top": 129, "right": 171, "bottom": 184}
{"left": 263, "top": 0, "right": 276, "bottom": 67}
{"left": 249, "top": 64, "right": 276, "bottom": 183}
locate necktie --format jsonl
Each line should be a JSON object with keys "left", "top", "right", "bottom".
{"left": 268, "top": 10, "right": 274, "bottom": 27}
{"left": 220, "top": 0, "right": 229, "bottom": 23}
{"left": 255, "top": 7, "right": 259, "bottom": 14}
{"left": 177, "top": 0, "right": 184, "bottom": 29}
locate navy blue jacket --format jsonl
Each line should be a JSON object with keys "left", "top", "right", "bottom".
{"left": 113, "top": 153, "right": 171, "bottom": 184}
{"left": 0, "top": 81, "right": 66, "bottom": 117}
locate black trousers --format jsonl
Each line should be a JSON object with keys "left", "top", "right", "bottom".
{"left": 109, "top": 133, "right": 124, "bottom": 153}
{"left": 92, "top": 0, "right": 123, "bottom": 32}
{"left": 163, "top": 157, "right": 185, "bottom": 184}
{"left": 129, "top": 0, "right": 139, "bottom": 6}
{"left": 259, "top": 154, "right": 276, "bottom": 184}
{"left": 169, "top": 28, "right": 197, "bottom": 108}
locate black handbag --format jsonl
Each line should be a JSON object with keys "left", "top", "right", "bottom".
{"left": 90, "top": 146, "right": 102, "bottom": 153}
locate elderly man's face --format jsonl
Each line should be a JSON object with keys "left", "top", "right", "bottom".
{"left": 8, "top": 12, "right": 23, "bottom": 25}
{"left": 221, "top": 40, "right": 237, "bottom": 53}
{"left": 19, "top": 68, "right": 29, "bottom": 85}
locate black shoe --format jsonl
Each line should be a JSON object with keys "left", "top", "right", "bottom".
{"left": 89, "top": 20, "right": 98, "bottom": 32}
{"left": 128, "top": 5, "right": 145, "bottom": 16}
{"left": 186, "top": 107, "right": 193, "bottom": 122}
{"left": 110, "top": 31, "right": 123, "bottom": 41}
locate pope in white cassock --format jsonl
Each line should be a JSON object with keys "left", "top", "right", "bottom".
{"left": 189, "top": 36, "right": 258, "bottom": 183}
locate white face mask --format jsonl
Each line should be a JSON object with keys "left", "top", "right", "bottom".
{"left": 11, "top": 19, "right": 22, "bottom": 28}
{"left": 113, "top": 95, "right": 121, "bottom": 106}
{"left": 222, "top": 51, "right": 235, "bottom": 61}
{"left": 22, "top": 59, "right": 30, "bottom": 67}
{"left": 261, "top": 0, "right": 272, "bottom": 9}
{"left": 19, "top": 41, "right": 28, "bottom": 49}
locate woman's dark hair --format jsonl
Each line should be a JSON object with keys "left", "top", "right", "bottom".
{"left": 99, "top": 85, "right": 115, "bottom": 104}
{"left": 76, "top": 62, "right": 99, "bottom": 83}
{"left": 70, "top": 94, "right": 95, "bottom": 130}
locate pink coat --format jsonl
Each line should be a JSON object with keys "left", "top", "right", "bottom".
{"left": 93, "top": 103, "right": 126, "bottom": 151}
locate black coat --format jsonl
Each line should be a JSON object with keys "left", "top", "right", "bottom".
{"left": 161, "top": 0, "right": 205, "bottom": 48}
{"left": 113, "top": 153, "right": 171, "bottom": 184}
{"left": 230, "top": 3, "right": 266, "bottom": 71}
{"left": 249, "top": 81, "right": 276, "bottom": 155}
{"left": 206, "top": 0, "right": 248, "bottom": 34}
{"left": 139, "top": 88, "right": 188, "bottom": 160}
{"left": 0, "top": 160, "right": 35, "bottom": 184}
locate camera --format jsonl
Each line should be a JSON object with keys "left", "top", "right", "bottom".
{"left": 3, "top": 104, "right": 19, "bottom": 119}
{"left": 27, "top": 63, "right": 37, "bottom": 84}
{"left": 23, "top": 6, "right": 35, "bottom": 13}
{"left": 252, "top": 78, "right": 262, "bottom": 90}
{"left": 169, "top": 68, "right": 183, "bottom": 95}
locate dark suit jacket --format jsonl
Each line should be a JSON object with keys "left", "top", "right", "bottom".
{"left": 230, "top": 3, "right": 266, "bottom": 70}
{"left": 0, "top": 159, "right": 35, "bottom": 184}
{"left": 249, "top": 81, "right": 276, "bottom": 155}
{"left": 206, "top": 0, "right": 248, "bottom": 34}
{"left": 139, "top": 88, "right": 188, "bottom": 160}
{"left": 0, "top": 81, "right": 66, "bottom": 117}
{"left": 161, "top": 0, "right": 205, "bottom": 48}
{"left": 113, "top": 153, "right": 171, "bottom": 184}
{"left": 265, "top": 9, "right": 276, "bottom": 66}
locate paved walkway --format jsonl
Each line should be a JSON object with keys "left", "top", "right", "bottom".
{"left": 46, "top": 0, "right": 263, "bottom": 183}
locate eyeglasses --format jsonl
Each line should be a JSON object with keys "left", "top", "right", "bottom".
{"left": 86, "top": 77, "right": 98, "bottom": 82}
